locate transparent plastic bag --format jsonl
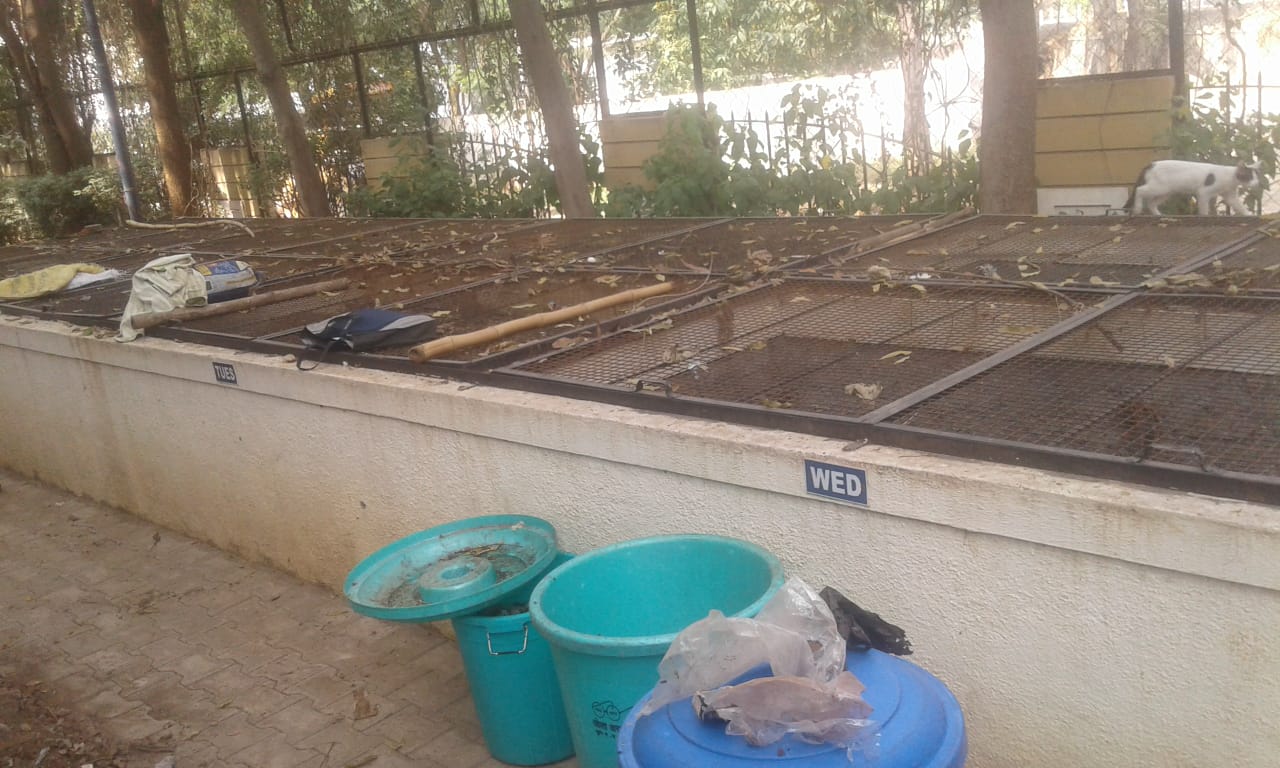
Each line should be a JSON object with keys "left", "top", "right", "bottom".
{"left": 639, "top": 578, "right": 875, "bottom": 757}
{"left": 694, "top": 671, "right": 873, "bottom": 747}
{"left": 640, "top": 579, "right": 843, "bottom": 716}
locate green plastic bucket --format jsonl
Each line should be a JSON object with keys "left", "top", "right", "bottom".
{"left": 529, "top": 535, "right": 784, "bottom": 768}
{"left": 452, "top": 553, "right": 575, "bottom": 766}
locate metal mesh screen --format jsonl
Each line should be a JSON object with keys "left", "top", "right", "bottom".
{"left": 890, "top": 295, "right": 1280, "bottom": 475}
{"left": 588, "top": 216, "right": 930, "bottom": 273}
{"left": 516, "top": 280, "right": 1083, "bottom": 416}
{"left": 185, "top": 261, "right": 499, "bottom": 336}
{"left": 830, "top": 216, "right": 1256, "bottom": 287}
{"left": 395, "top": 218, "right": 713, "bottom": 267}
{"left": 250, "top": 219, "right": 532, "bottom": 258}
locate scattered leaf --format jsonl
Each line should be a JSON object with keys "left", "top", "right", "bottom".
{"left": 537, "top": 276, "right": 549, "bottom": 285}
{"left": 353, "top": 689, "right": 378, "bottom": 721}
{"left": 1089, "top": 276, "right": 1120, "bottom": 287}
{"left": 1035, "top": 246, "right": 1044, "bottom": 255}
{"left": 1108, "top": 223, "right": 1124, "bottom": 232}
{"left": 1161, "top": 354, "right": 1177, "bottom": 368}
{"left": 911, "top": 284, "right": 927, "bottom": 294}
{"left": 1112, "top": 236, "right": 1123, "bottom": 243}
{"left": 594, "top": 274, "right": 621, "bottom": 287}
{"left": 879, "top": 350, "right": 912, "bottom": 362}
{"left": 867, "top": 265, "right": 893, "bottom": 281}
{"left": 394, "top": 287, "right": 409, "bottom": 293}
{"left": 790, "top": 295, "right": 812, "bottom": 302}
{"left": 511, "top": 303, "right": 537, "bottom": 309}
{"left": 844, "top": 382, "right": 883, "bottom": 400}
{"left": 655, "top": 274, "right": 667, "bottom": 282}
{"left": 721, "top": 345, "right": 744, "bottom": 352}
{"left": 551, "top": 337, "right": 581, "bottom": 349}
{"left": 1031, "top": 227, "right": 1044, "bottom": 234}
{"left": 760, "top": 398, "right": 791, "bottom": 409}
{"left": 872, "top": 283, "right": 882, "bottom": 293}
{"left": 431, "top": 310, "right": 451, "bottom": 318}
{"left": 1004, "top": 221, "right": 1026, "bottom": 230}
{"left": 905, "top": 249, "right": 930, "bottom": 256}
{"left": 1225, "top": 283, "right": 1240, "bottom": 295}
{"left": 747, "top": 340, "right": 768, "bottom": 351}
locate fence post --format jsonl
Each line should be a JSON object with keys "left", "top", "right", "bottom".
{"left": 353, "top": 51, "right": 372, "bottom": 139}
{"left": 412, "top": 44, "right": 435, "bottom": 143}
{"left": 686, "top": 0, "right": 705, "bottom": 108}
{"left": 233, "top": 70, "right": 256, "bottom": 165}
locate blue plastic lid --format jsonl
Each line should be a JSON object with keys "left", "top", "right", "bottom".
{"left": 618, "top": 649, "right": 967, "bottom": 768}
{"left": 343, "top": 515, "right": 557, "bottom": 623}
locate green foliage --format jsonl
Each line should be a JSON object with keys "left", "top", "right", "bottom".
{"left": 605, "top": 97, "right": 977, "bottom": 218}
{"left": 6, "top": 168, "right": 120, "bottom": 239}
{"left": 1170, "top": 88, "right": 1280, "bottom": 212}
{"left": 347, "top": 146, "right": 469, "bottom": 217}
{"left": 345, "top": 129, "right": 605, "bottom": 218}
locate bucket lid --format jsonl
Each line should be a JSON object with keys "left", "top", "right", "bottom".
{"left": 343, "top": 515, "right": 557, "bottom": 623}
{"left": 618, "top": 649, "right": 967, "bottom": 768}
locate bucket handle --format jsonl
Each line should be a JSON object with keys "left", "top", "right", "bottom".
{"left": 486, "top": 623, "right": 529, "bottom": 656}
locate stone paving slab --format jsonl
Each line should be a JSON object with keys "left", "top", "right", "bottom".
{"left": 0, "top": 469, "right": 578, "bottom": 768}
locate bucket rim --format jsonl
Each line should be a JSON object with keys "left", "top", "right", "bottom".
{"left": 527, "top": 534, "right": 784, "bottom": 657}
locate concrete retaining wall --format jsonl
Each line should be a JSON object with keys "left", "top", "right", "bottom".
{"left": 1, "top": 315, "right": 1277, "bottom": 767}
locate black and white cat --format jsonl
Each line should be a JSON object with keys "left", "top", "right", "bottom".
{"left": 1125, "top": 159, "right": 1263, "bottom": 215}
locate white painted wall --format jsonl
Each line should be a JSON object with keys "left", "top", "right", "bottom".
{"left": 2, "top": 315, "right": 1278, "bottom": 767}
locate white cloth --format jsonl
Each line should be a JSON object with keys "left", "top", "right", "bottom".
{"left": 67, "top": 268, "right": 124, "bottom": 290}
{"left": 117, "top": 254, "right": 208, "bottom": 342}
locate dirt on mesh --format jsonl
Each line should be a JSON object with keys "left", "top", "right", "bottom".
{"left": 0, "top": 658, "right": 145, "bottom": 768}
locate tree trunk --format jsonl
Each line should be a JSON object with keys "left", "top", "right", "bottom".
{"left": 230, "top": 0, "right": 330, "bottom": 217}
{"left": 0, "top": 7, "right": 59, "bottom": 173}
{"left": 1088, "top": 0, "right": 1127, "bottom": 74}
{"left": 508, "top": 0, "right": 594, "bottom": 218}
{"left": 896, "top": 1, "right": 932, "bottom": 177}
{"left": 978, "top": 0, "right": 1037, "bottom": 214}
{"left": 126, "top": 0, "right": 194, "bottom": 217}
{"left": 20, "top": 0, "right": 92, "bottom": 170}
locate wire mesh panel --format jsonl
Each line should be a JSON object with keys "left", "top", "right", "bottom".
{"left": 1146, "top": 233, "right": 1280, "bottom": 295}
{"left": 515, "top": 280, "right": 1086, "bottom": 417}
{"left": 586, "top": 216, "right": 931, "bottom": 274}
{"left": 250, "top": 219, "right": 533, "bottom": 259}
{"left": 0, "top": 244, "right": 89, "bottom": 279}
{"left": 398, "top": 218, "right": 713, "bottom": 268}
{"left": 271, "top": 271, "right": 706, "bottom": 362}
{"left": 13, "top": 254, "right": 340, "bottom": 319}
{"left": 183, "top": 261, "right": 501, "bottom": 337}
{"left": 889, "top": 295, "right": 1280, "bottom": 476}
{"left": 179, "top": 219, "right": 392, "bottom": 255}
{"left": 828, "top": 215, "right": 1257, "bottom": 287}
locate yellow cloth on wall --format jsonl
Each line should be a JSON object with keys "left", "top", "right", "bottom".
{"left": 0, "top": 263, "right": 106, "bottom": 300}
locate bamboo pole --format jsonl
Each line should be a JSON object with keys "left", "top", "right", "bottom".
{"left": 410, "top": 282, "right": 674, "bottom": 363}
{"left": 130, "top": 277, "right": 350, "bottom": 330}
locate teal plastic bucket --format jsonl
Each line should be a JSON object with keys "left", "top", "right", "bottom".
{"left": 452, "top": 553, "right": 575, "bottom": 766}
{"left": 529, "top": 535, "right": 784, "bottom": 768}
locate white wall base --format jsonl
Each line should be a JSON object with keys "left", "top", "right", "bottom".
{"left": 1, "top": 315, "right": 1277, "bottom": 767}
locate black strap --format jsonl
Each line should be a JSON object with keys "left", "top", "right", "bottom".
{"left": 297, "top": 338, "right": 339, "bottom": 371}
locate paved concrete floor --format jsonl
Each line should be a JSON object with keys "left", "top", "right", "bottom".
{"left": 0, "top": 469, "right": 575, "bottom": 767}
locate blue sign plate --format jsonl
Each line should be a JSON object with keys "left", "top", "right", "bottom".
{"left": 804, "top": 460, "right": 867, "bottom": 506}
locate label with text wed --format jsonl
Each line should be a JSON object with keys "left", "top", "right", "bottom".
{"left": 804, "top": 460, "right": 867, "bottom": 506}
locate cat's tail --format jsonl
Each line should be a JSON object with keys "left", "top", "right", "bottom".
{"left": 1124, "top": 163, "right": 1153, "bottom": 212}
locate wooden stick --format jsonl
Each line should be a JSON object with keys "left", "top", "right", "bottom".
{"left": 130, "top": 277, "right": 350, "bottom": 330}
{"left": 125, "top": 219, "right": 255, "bottom": 238}
{"left": 410, "top": 281, "right": 674, "bottom": 363}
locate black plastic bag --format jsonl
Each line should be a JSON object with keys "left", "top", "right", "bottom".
{"left": 819, "top": 586, "right": 912, "bottom": 656}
